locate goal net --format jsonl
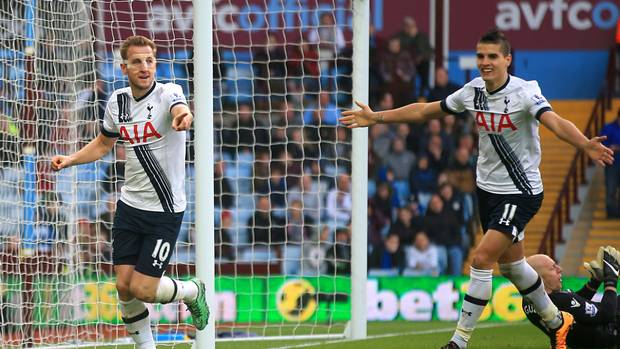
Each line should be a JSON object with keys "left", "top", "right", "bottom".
{"left": 0, "top": 0, "right": 359, "bottom": 347}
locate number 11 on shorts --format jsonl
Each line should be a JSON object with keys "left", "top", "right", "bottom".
{"left": 499, "top": 204, "right": 517, "bottom": 226}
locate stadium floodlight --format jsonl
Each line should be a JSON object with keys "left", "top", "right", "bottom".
{"left": 0, "top": 0, "right": 368, "bottom": 347}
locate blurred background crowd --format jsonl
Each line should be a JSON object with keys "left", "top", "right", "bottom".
{"left": 0, "top": 14, "right": 477, "bottom": 277}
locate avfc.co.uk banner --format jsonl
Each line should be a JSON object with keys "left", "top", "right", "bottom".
{"left": 450, "top": 0, "right": 617, "bottom": 50}
{"left": 92, "top": 0, "right": 429, "bottom": 50}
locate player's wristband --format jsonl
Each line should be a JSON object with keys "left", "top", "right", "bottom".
{"left": 586, "top": 278, "right": 602, "bottom": 291}
{"left": 604, "top": 277, "right": 618, "bottom": 289}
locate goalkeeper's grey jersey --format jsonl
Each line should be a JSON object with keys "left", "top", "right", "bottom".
{"left": 101, "top": 82, "right": 187, "bottom": 212}
{"left": 441, "top": 75, "right": 552, "bottom": 195}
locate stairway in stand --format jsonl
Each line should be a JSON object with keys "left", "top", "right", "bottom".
{"left": 583, "top": 186, "right": 620, "bottom": 265}
{"left": 570, "top": 100, "right": 620, "bottom": 275}
{"left": 462, "top": 100, "right": 595, "bottom": 274}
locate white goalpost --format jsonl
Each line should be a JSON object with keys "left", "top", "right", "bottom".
{"left": 192, "top": 0, "right": 215, "bottom": 347}
{"left": 0, "top": 0, "right": 368, "bottom": 347}
{"left": 349, "top": 0, "right": 369, "bottom": 341}
{"left": 205, "top": 0, "right": 368, "bottom": 344}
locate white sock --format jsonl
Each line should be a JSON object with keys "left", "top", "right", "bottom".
{"left": 451, "top": 267, "right": 493, "bottom": 349}
{"left": 500, "top": 258, "right": 562, "bottom": 329}
{"left": 154, "top": 276, "right": 199, "bottom": 304}
{"left": 119, "top": 298, "right": 155, "bottom": 349}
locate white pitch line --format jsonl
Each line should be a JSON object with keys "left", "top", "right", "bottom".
{"left": 269, "top": 322, "right": 528, "bottom": 349}
{"left": 40, "top": 339, "right": 193, "bottom": 349}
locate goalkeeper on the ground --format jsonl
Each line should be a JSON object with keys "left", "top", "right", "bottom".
{"left": 524, "top": 246, "right": 620, "bottom": 348}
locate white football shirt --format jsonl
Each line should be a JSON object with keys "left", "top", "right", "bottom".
{"left": 101, "top": 82, "right": 188, "bottom": 212}
{"left": 441, "top": 76, "right": 552, "bottom": 195}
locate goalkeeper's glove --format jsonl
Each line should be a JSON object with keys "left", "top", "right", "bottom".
{"left": 599, "top": 246, "right": 620, "bottom": 288}
{"left": 583, "top": 260, "right": 603, "bottom": 281}
{"left": 606, "top": 245, "right": 620, "bottom": 265}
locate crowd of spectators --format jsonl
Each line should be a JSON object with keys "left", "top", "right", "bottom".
{"left": 364, "top": 17, "right": 477, "bottom": 276}
{"left": 203, "top": 15, "right": 478, "bottom": 276}
{"left": 0, "top": 13, "right": 478, "bottom": 277}
{"left": 602, "top": 109, "right": 620, "bottom": 218}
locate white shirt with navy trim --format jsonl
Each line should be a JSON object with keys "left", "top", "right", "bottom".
{"left": 441, "top": 75, "right": 552, "bottom": 195}
{"left": 101, "top": 82, "right": 188, "bottom": 212}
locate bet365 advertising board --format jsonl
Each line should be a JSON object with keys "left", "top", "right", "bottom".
{"left": 1, "top": 276, "right": 592, "bottom": 324}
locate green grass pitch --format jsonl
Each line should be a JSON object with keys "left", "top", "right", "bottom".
{"left": 79, "top": 321, "right": 548, "bottom": 348}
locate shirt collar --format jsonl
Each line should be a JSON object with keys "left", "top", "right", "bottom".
{"left": 134, "top": 81, "right": 157, "bottom": 102}
{"left": 487, "top": 75, "right": 510, "bottom": 95}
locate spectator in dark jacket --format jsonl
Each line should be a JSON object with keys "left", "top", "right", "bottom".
{"left": 368, "top": 182, "right": 393, "bottom": 249}
{"left": 253, "top": 33, "right": 287, "bottom": 103}
{"left": 221, "top": 104, "right": 268, "bottom": 156}
{"left": 215, "top": 211, "right": 234, "bottom": 261}
{"left": 370, "top": 181, "right": 393, "bottom": 218}
{"left": 424, "top": 195, "right": 463, "bottom": 275}
{"left": 419, "top": 119, "right": 454, "bottom": 162}
{"left": 214, "top": 160, "right": 233, "bottom": 210}
{"left": 368, "top": 233, "right": 406, "bottom": 275}
{"left": 425, "top": 134, "right": 450, "bottom": 173}
{"left": 601, "top": 109, "right": 620, "bottom": 218}
{"left": 389, "top": 206, "right": 423, "bottom": 245}
{"left": 409, "top": 155, "right": 437, "bottom": 213}
{"left": 247, "top": 196, "right": 285, "bottom": 247}
{"left": 325, "top": 227, "right": 351, "bottom": 275}
{"left": 396, "top": 16, "right": 432, "bottom": 97}
{"left": 379, "top": 37, "right": 416, "bottom": 107}
{"left": 439, "top": 183, "right": 474, "bottom": 254}
{"left": 427, "top": 67, "right": 460, "bottom": 102}
{"left": 287, "top": 40, "right": 320, "bottom": 93}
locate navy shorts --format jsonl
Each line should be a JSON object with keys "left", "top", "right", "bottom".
{"left": 112, "top": 200, "right": 184, "bottom": 277}
{"left": 477, "top": 187, "right": 543, "bottom": 243}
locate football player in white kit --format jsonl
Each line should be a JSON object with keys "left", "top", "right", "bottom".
{"left": 51, "top": 36, "right": 209, "bottom": 348}
{"left": 340, "top": 30, "right": 614, "bottom": 349}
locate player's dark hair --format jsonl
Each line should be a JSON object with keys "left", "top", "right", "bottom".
{"left": 120, "top": 35, "right": 157, "bottom": 60}
{"left": 478, "top": 29, "right": 511, "bottom": 56}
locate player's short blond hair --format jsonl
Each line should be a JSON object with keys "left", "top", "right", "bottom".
{"left": 120, "top": 35, "right": 157, "bottom": 60}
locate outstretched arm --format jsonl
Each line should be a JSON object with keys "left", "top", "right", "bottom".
{"left": 339, "top": 100, "right": 446, "bottom": 128}
{"left": 539, "top": 111, "right": 614, "bottom": 166}
{"left": 51, "top": 134, "right": 117, "bottom": 171}
{"left": 171, "top": 103, "right": 193, "bottom": 131}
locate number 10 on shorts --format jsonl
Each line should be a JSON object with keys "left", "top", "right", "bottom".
{"left": 152, "top": 239, "right": 171, "bottom": 269}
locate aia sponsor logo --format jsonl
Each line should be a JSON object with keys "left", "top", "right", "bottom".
{"left": 119, "top": 121, "right": 162, "bottom": 144}
{"left": 476, "top": 112, "right": 517, "bottom": 133}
